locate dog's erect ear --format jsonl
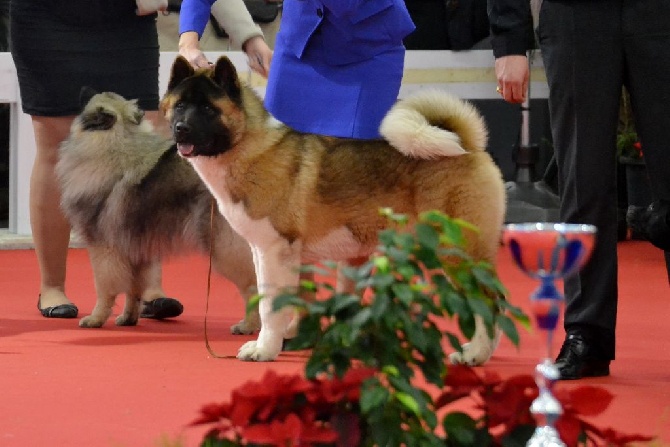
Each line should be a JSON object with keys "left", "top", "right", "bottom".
{"left": 81, "top": 108, "right": 116, "bottom": 131}
{"left": 167, "top": 56, "right": 195, "bottom": 93}
{"left": 130, "top": 104, "right": 145, "bottom": 125}
{"left": 212, "top": 56, "right": 242, "bottom": 102}
{"left": 79, "top": 86, "right": 98, "bottom": 108}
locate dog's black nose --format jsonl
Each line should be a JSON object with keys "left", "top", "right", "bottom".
{"left": 174, "top": 122, "right": 191, "bottom": 140}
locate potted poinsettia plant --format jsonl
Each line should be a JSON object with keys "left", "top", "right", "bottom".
{"left": 186, "top": 210, "right": 656, "bottom": 446}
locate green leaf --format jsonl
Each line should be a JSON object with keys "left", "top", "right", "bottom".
{"left": 496, "top": 314, "right": 520, "bottom": 347}
{"left": 390, "top": 283, "right": 414, "bottom": 306}
{"left": 387, "top": 245, "right": 411, "bottom": 263}
{"left": 360, "top": 384, "right": 389, "bottom": 414}
{"left": 501, "top": 424, "right": 535, "bottom": 447}
{"left": 350, "top": 306, "right": 372, "bottom": 328}
{"left": 457, "top": 312, "right": 476, "bottom": 339}
{"left": 416, "top": 222, "right": 440, "bottom": 251}
{"left": 443, "top": 412, "right": 477, "bottom": 446}
{"left": 499, "top": 300, "right": 532, "bottom": 330}
{"left": 306, "top": 300, "right": 327, "bottom": 315}
{"left": 397, "top": 264, "right": 421, "bottom": 281}
{"left": 445, "top": 331, "right": 463, "bottom": 353}
{"left": 467, "top": 298, "right": 494, "bottom": 325}
{"left": 471, "top": 264, "right": 503, "bottom": 290}
{"left": 373, "top": 255, "right": 391, "bottom": 273}
{"left": 403, "top": 319, "right": 429, "bottom": 352}
{"left": 330, "top": 294, "right": 361, "bottom": 314}
{"left": 382, "top": 365, "right": 399, "bottom": 376}
{"left": 369, "top": 292, "right": 389, "bottom": 321}
{"left": 395, "top": 392, "right": 421, "bottom": 416}
{"left": 246, "top": 293, "right": 262, "bottom": 315}
{"left": 371, "top": 272, "right": 396, "bottom": 289}
{"left": 271, "top": 293, "right": 306, "bottom": 312}
{"left": 439, "top": 288, "right": 468, "bottom": 317}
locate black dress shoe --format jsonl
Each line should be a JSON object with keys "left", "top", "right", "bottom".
{"left": 37, "top": 295, "right": 78, "bottom": 319}
{"left": 140, "top": 297, "right": 184, "bottom": 319}
{"left": 555, "top": 333, "right": 610, "bottom": 380}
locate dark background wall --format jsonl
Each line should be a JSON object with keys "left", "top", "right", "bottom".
{"left": 474, "top": 98, "right": 553, "bottom": 183}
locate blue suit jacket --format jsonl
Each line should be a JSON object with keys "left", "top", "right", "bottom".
{"left": 180, "top": 0, "right": 414, "bottom": 65}
{"left": 180, "top": 0, "right": 416, "bottom": 138}
{"left": 279, "top": 0, "right": 415, "bottom": 65}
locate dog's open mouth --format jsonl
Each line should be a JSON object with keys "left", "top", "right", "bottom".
{"left": 176, "top": 143, "right": 195, "bottom": 157}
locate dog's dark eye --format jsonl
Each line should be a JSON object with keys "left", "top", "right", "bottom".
{"left": 174, "top": 101, "right": 185, "bottom": 111}
{"left": 202, "top": 104, "right": 217, "bottom": 116}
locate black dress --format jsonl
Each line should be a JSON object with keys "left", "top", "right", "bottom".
{"left": 10, "top": 0, "right": 160, "bottom": 116}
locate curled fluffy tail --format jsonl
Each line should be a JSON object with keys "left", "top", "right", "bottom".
{"left": 379, "top": 89, "right": 488, "bottom": 159}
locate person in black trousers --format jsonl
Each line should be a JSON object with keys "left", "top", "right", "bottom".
{"left": 489, "top": 0, "right": 670, "bottom": 380}
{"left": 403, "top": 0, "right": 490, "bottom": 50}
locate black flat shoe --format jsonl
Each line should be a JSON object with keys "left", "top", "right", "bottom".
{"left": 555, "top": 333, "right": 610, "bottom": 380}
{"left": 37, "top": 295, "right": 78, "bottom": 319}
{"left": 140, "top": 297, "right": 184, "bottom": 320}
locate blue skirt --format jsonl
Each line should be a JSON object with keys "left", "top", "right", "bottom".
{"left": 264, "top": 35, "right": 405, "bottom": 139}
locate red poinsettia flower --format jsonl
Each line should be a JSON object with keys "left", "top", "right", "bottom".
{"left": 242, "top": 413, "right": 339, "bottom": 446}
{"left": 229, "top": 370, "right": 315, "bottom": 426}
{"left": 190, "top": 402, "right": 232, "bottom": 425}
{"left": 309, "top": 367, "right": 376, "bottom": 406}
{"left": 435, "top": 364, "right": 489, "bottom": 407}
{"left": 633, "top": 141, "right": 643, "bottom": 156}
{"left": 481, "top": 374, "right": 537, "bottom": 430}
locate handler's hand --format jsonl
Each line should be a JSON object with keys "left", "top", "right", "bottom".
{"left": 178, "top": 31, "right": 211, "bottom": 69}
{"left": 243, "top": 36, "right": 273, "bottom": 78}
{"left": 495, "top": 55, "right": 529, "bottom": 104}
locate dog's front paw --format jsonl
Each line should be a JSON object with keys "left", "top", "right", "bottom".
{"left": 79, "top": 315, "right": 106, "bottom": 328}
{"left": 237, "top": 339, "right": 281, "bottom": 362}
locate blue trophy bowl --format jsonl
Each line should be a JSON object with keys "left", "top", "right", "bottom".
{"left": 503, "top": 223, "right": 596, "bottom": 330}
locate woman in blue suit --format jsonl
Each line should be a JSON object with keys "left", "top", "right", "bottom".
{"left": 179, "top": 0, "right": 415, "bottom": 139}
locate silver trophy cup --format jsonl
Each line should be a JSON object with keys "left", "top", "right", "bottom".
{"left": 503, "top": 223, "right": 597, "bottom": 447}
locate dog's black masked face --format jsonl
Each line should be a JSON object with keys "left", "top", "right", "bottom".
{"left": 162, "top": 56, "right": 243, "bottom": 158}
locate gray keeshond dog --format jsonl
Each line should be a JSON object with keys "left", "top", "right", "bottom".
{"left": 56, "top": 88, "right": 259, "bottom": 332}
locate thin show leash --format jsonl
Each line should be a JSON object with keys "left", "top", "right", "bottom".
{"left": 203, "top": 198, "right": 237, "bottom": 359}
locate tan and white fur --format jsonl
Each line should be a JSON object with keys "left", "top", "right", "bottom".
{"left": 161, "top": 56, "right": 506, "bottom": 363}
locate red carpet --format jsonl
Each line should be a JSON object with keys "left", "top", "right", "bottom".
{"left": 1, "top": 241, "right": 668, "bottom": 446}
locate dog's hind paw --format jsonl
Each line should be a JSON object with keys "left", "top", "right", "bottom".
{"left": 115, "top": 314, "right": 139, "bottom": 326}
{"left": 79, "top": 315, "right": 106, "bottom": 328}
{"left": 230, "top": 319, "right": 260, "bottom": 335}
{"left": 237, "top": 340, "right": 281, "bottom": 362}
{"left": 448, "top": 337, "right": 498, "bottom": 366}
{"left": 448, "top": 343, "right": 492, "bottom": 366}
{"left": 448, "top": 345, "right": 490, "bottom": 366}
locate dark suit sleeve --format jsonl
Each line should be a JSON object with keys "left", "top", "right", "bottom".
{"left": 487, "top": 0, "right": 534, "bottom": 57}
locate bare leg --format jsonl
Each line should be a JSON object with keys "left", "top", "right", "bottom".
{"left": 145, "top": 110, "right": 170, "bottom": 138}
{"left": 30, "top": 116, "right": 76, "bottom": 309}
{"left": 140, "top": 110, "right": 170, "bottom": 302}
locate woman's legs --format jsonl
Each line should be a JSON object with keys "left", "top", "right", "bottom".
{"left": 30, "top": 115, "right": 74, "bottom": 309}
{"left": 30, "top": 111, "right": 182, "bottom": 319}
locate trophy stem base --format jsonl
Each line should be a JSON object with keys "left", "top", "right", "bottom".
{"left": 526, "top": 426, "right": 566, "bottom": 447}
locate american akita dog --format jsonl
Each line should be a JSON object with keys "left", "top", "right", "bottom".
{"left": 161, "top": 55, "right": 506, "bottom": 363}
